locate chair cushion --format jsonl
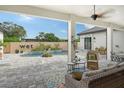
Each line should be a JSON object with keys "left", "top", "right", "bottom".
{"left": 88, "top": 54, "right": 97, "bottom": 60}
{"left": 72, "top": 72, "right": 83, "bottom": 81}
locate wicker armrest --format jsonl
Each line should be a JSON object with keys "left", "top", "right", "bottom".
{"left": 65, "top": 74, "right": 89, "bottom": 88}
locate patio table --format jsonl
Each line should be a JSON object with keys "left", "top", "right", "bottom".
{"left": 67, "top": 63, "right": 75, "bottom": 73}
{"left": 73, "top": 62, "right": 86, "bottom": 72}
{"left": 67, "top": 61, "right": 86, "bottom": 73}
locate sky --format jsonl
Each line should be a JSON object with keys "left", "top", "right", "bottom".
{"left": 0, "top": 12, "right": 94, "bottom": 39}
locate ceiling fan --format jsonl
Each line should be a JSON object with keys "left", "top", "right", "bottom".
{"left": 91, "top": 5, "right": 114, "bottom": 20}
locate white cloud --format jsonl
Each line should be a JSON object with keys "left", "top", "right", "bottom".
{"left": 19, "top": 14, "right": 33, "bottom": 21}
{"left": 60, "top": 29, "right": 67, "bottom": 33}
{"left": 84, "top": 23, "right": 94, "bottom": 29}
{"left": 78, "top": 22, "right": 94, "bottom": 29}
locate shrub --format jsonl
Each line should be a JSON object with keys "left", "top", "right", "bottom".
{"left": 44, "top": 44, "right": 51, "bottom": 50}
{"left": 20, "top": 50, "right": 23, "bottom": 53}
{"left": 52, "top": 43, "right": 60, "bottom": 50}
{"left": 32, "top": 43, "right": 61, "bottom": 51}
{"left": 42, "top": 51, "right": 52, "bottom": 57}
{"left": 4, "top": 36, "right": 21, "bottom": 42}
{"left": 0, "top": 40, "right": 8, "bottom": 47}
{"left": 32, "top": 43, "right": 45, "bottom": 51}
{"left": 0, "top": 41, "right": 4, "bottom": 47}
{"left": 15, "top": 49, "right": 19, "bottom": 54}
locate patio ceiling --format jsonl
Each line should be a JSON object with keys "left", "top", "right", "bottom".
{"left": 35, "top": 5, "right": 124, "bottom": 28}
{"left": 0, "top": 5, "right": 124, "bottom": 30}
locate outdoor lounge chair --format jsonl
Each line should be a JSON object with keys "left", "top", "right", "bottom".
{"left": 65, "top": 62, "right": 124, "bottom": 88}
{"left": 95, "top": 47, "right": 106, "bottom": 55}
{"left": 87, "top": 51, "right": 99, "bottom": 70}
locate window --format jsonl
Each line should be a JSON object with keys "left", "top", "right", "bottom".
{"left": 84, "top": 37, "right": 92, "bottom": 50}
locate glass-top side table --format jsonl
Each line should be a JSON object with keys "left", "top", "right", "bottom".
{"left": 67, "top": 61, "right": 86, "bottom": 73}
{"left": 67, "top": 63, "right": 75, "bottom": 73}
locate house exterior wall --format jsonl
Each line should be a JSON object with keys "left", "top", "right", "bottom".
{"left": 93, "top": 32, "right": 107, "bottom": 50}
{"left": 79, "top": 30, "right": 124, "bottom": 53}
{"left": 113, "top": 30, "right": 124, "bottom": 52}
{"left": 79, "top": 31, "right": 107, "bottom": 50}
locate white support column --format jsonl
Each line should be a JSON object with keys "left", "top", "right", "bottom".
{"left": 107, "top": 27, "right": 113, "bottom": 61}
{"left": 68, "top": 19, "right": 76, "bottom": 63}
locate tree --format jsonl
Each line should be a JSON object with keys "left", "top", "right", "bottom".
{"left": 36, "top": 32, "right": 60, "bottom": 42}
{"left": 36, "top": 32, "right": 45, "bottom": 40}
{"left": 0, "top": 22, "right": 26, "bottom": 42}
{"left": 76, "top": 36, "right": 80, "bottom": 42}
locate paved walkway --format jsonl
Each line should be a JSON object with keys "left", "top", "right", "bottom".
{"left": 0, "top": 54, "right": 68, "bottom": 88}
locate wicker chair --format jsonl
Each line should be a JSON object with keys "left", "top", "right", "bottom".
{"left": 95, "top": 47, "right": 107, "bottom": 55}
{"left": 87, "top": 51, "right": 99, "bottom": 70}
{"left": 111, "top": 51, "right": 124, "bottom": 62}
{"left": 95, "top": 47, "right": 99, "bottom": 53}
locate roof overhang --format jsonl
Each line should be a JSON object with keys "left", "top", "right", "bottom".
{"left": 77, "top": 27, "right": 107, "bottom": 35}
{"left": 77, "top": 29, "right": 106, "bottom": 35}
{"left": 0, "top": 5, "right": 124, "bottom": 30}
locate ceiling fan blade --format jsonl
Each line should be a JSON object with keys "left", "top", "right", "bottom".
{"left": 98, "top": 15, "right": 111, "bottom": 18}
{"left": 97, "top": 9, "right": 115, "bottom": 17}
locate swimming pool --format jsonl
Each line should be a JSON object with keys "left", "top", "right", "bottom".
{"left": 21, "top": 50, "right": 67, "bottom": 57}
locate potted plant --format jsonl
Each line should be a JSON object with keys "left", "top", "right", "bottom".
{"left": 42, "top": 50, "right": 52, "bottom": 57}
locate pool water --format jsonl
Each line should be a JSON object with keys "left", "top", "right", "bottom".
{"left": 21, "top": 50, "right": 67, "bottom": 57}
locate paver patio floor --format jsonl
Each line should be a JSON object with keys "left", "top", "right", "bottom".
{"left": 0, "top": 54, "right": 67, "bottom": 88}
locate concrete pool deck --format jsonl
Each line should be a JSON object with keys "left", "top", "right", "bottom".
{"left": 0, "top": 54, "right": 68, "bottom": 88}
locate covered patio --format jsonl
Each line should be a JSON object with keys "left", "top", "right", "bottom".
{"left": 0, "top": 5, "right": 124, "bottom": 61}
{"left": 0, "top": 5, "right": 124, "bottom": 87}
